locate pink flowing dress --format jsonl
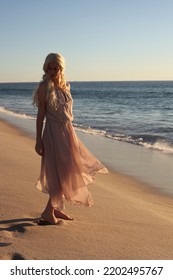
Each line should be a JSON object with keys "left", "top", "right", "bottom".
{"left": 36, "top": 88, "right": 108, "bottom": 210}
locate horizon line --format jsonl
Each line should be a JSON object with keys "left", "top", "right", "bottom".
{"left": 0, "top": 79, "right": 173, "bottom": 84}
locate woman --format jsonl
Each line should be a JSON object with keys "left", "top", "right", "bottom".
{"left": 33, "top": 53, "right": 108, "bottom": 225}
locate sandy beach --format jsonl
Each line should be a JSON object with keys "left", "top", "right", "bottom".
{"left": 1, "top": 119, "right": 173, "bottom": 260}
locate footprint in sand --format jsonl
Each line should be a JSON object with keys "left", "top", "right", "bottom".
{"left": 12, "top": 253, "right": 25, "bottom": 260}
{"left": 0, "top": 252, "right": 25, "bottom": 260}
{"left": 0, "top": 222, "right": 35, "bottom": 238}
{"left": 7, "top": 223, "right": 28, "bottom": 233}
{"left": 0, "top": 242, "right": 12, "bottom": 247}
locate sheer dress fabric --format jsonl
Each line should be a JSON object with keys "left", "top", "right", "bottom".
{"left": 36, "top": 88, "right": 108, "bottom": 210}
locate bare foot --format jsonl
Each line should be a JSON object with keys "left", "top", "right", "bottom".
{"left": 41, "top": 212, "right": 61, "bottom": 225}
{"left": 54, "top": 210, "right": 73, "bottom": 220}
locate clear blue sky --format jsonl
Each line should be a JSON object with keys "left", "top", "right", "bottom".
{"left": 0, "top": 0, "right": 173, "bottom": 82}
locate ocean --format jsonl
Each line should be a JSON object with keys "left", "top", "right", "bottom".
{"left": 0, "top": 80, "right": 173, "bottom": 154}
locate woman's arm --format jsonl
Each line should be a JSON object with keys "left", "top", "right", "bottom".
{"left": 35, "top": 82, "right": 47, "bottom": 156}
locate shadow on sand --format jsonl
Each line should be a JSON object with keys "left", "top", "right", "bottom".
{"left": 0, "top": 217, "right": 39, "bottom": 233}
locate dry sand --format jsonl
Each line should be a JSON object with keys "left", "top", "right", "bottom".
{"left": 0, "top": 119, "right": 173, "bottom": 260}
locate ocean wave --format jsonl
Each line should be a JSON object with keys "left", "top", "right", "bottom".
{"left": 0, "top": 106, "right": 35, "bottom": 120}
{"left": 141, "top": 140, "right": 173, "bottom": 154}
{"left": 73, "top": 123, "right": 107, "bottom": 137}
{"left": 74, "top": 123, "right": 173, "bottom": 154}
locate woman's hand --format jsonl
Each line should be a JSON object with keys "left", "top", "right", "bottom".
{"left": 35, "top": 139, "right": 44, "bottom": 156}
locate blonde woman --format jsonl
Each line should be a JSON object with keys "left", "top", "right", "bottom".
{"left": 33, "top": 53, "right": 108, "bottom": 225}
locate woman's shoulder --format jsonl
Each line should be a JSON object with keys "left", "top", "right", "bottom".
{"left": 38, "top": 80, "right": 47, "bottom": 91}
{"left": 33, "top": 80, "right": 47, "bottom": 107}
{"left": 37, "top": 80, "right": 47, "bottom": 101}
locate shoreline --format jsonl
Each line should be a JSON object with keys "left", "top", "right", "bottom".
{"left": 1, "top": 112, "right": 173, "bottom": 197}
{"left": 1, "top": 119, "right": 173, "bottom": 260}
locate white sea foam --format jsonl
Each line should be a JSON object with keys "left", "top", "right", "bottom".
{"left": 73, "top": 123, "right": 106, "bottom": 137}
{"left": 141, "top": 140, "right": 173, "bottom": 154}
{"left": 0, "top": 106, "right": 35, "bottom": 120}
{"left": 74, "top": 124, "right": 173, "bottom": 154}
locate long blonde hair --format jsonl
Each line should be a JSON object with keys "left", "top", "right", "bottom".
{"left": 33, "top": 53, "right": 69, "bottom": 107}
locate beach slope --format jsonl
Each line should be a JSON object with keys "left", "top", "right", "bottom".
{"left": 0, "top": 120, "right": 173, "bottom": 260}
